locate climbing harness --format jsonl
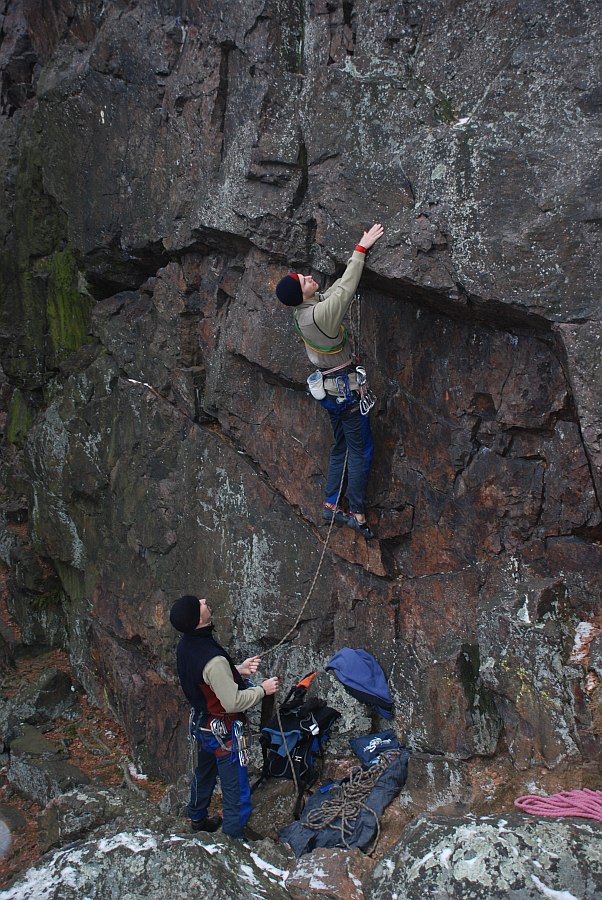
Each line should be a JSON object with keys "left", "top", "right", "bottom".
{"left": 189, "top": 711, "right": 251, "bottom": 768}
{"left": 514, "top": 789, "right": 602, "bottom": 822}
{"left": 313, "top": 364, "right": 374, "bottom": 416}
{"left": 307, "top": 363, "right": 375, "bottom": 416}
{"left": 321, "top": 360, "right": 357, "bottom": 377}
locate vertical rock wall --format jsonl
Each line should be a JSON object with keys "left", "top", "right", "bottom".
{"left": 0, "top": 0, "right": 600, "bottom": 795}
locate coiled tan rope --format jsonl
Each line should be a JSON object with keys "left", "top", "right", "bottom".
{"left": 302, "top": 751, "right": 399, "bottom": 855}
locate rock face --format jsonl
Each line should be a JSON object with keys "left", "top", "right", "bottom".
{"left": 0, "top": 667, "right": 76, "bottom": 751}
{"left": 0, "top": 0, "right": 600, "bottom": 805}
{"left": 0, "top": 822, "right": 292, "bottom": 900}
{"left": 364, "top": 812, "right": 602, "bottom": 899}
{"left": 3, "top": 795, "right": 601, "bottom": 899}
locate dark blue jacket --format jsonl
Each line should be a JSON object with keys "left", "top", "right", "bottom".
{"left": 325, "top": 648, "right": 393, "bottom": 719}
{"left": 176, "top": 626, "right": 246, "bottom": 717}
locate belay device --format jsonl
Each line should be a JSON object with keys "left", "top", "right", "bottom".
{"left": 252, "top": 672, "right": 340, "bottom": 818}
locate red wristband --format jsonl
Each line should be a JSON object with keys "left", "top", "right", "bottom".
{"left": 355, "top": 244, "right": 367, "bottom": 253}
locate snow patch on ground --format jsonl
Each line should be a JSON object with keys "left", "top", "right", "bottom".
{"left": 530, "top": 874, "right": 578, "bottom": 900}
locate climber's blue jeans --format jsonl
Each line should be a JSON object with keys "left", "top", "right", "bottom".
{"left": 323, "top": 401, "right": 373, "bottom": 514}
{"left": 188, "top": 733, "right": 251, "bottom": 839}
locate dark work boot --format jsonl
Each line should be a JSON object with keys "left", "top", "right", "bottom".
{"left": 191, "top": 815, "right": 223, "bottom": 833}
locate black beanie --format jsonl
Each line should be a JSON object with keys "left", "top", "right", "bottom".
{"left": 170, "top": 595, "right": 200, "bottom": 633}
{"left": 276, "top": 273, "right": 303, "bottom": 306}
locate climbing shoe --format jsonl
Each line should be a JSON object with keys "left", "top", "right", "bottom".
{"left": 191, "top": 814, "right": 223, "bottom": 833}
{"left": 347, "top": 515, "right": 374, "bottom": 540}
{"left": 322, "top": 501, "right": 352, "bottom": 526}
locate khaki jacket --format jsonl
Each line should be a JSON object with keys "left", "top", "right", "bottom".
{"left": 293, "top": 250, "right": 365, "bottom": 395}
{"left": 203, "top": 656, "right": 265, "bottom": 715}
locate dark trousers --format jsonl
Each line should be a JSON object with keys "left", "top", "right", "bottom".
{"left": 323, "top": 403, "right": 373, "bottom": 514}
{"left": 187, "top": 733, "right": 252, "bottom": 838}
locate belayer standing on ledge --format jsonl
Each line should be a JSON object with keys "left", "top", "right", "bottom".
{"left": 276, "top": 223, "right": 384, "bottom": 540}
{"left": 170, "top": 594, "right": 279, "bottom": 839}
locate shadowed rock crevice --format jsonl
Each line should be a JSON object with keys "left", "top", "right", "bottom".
{"left": 212, "top": 40, "right": 234, "bottom": 161}
{"left": 291, "top": 139, "right": 308, "bottom": 211}
{"left": 366, "top": 271, "right": 557, "bottom": 336}
{"left": 83, "top": 238, "right": 171, "bottom": 300}
{"left": 0, "top": 25, "right": 37, "bottom": 117}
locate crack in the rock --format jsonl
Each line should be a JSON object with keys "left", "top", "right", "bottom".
{"left": 291, "top": 137, "right": 308, "bottom": 211}
{"left": 213, "top": 40, "right": 235, "bottom": 163}
{"left": 231, "top": 351, "right": 306, "bottom": 393}
{"left": 550, "top": 328, "right": 602, "bottom": 517}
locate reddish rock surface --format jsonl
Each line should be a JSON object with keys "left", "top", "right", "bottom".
{"left": 0, "top": 0, "right": 600, "bottom": 836}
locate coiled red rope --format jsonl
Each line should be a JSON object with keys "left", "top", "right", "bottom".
{"left": 514, "top": 789, "right": 602, "bottom": 822}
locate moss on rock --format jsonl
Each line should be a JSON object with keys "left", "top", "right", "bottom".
{"left": 39, "top": 249, "right": 93, "bottom": 359}
{"left": 6, "top": 388, "right": 34, "bottom": 447}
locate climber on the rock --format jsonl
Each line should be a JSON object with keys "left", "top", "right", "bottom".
{"left": 169, "top": 594, "right": 279, "bottom": 839}
{"left": 276, "top": 223, "right": 384, "bottom": 540}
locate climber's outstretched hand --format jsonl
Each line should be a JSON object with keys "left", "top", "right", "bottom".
{"left": 360, "top": 223, "right": 384, "bottom": 249}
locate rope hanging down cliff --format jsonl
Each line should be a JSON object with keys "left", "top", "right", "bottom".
{"left": 123, "top": 374, "right": 348, "bottom": 659}
{"left": 126, "top": 289, "right": 365, "bottom": 658}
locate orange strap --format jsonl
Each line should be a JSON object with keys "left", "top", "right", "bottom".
{"left": 297, "top": 671, "right": 318, "bottom": 690}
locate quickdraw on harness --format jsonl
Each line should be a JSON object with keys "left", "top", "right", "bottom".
{"left": 307, "top": 363, "right": 375, "bottom": 416}
{"left": 355, "top": 365, "right": 376, "bottom": 416}
{"left": 189, "top": 710, "right": 251, "bottom": 768}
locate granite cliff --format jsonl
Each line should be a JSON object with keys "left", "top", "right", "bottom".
{"left": 1, "top": 0, "right": 601, "bottom": 814}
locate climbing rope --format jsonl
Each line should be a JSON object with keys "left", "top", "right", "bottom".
{"left": 124, "top": 372, "right": 348, "bottom": 659}
{"left": 303, "top": 751, "right": 399, "bottom": 855}
{"left": 514, "top": 789, "right": 602, "bottom": 822}
{"left": 348, "top": 292, "right": 361, "bottom": 360}
{"left": 261, "top": 447, "right": 348, "bottom": 659}
{"left": 256, "top": 449, "right": 348, "bottom": 814}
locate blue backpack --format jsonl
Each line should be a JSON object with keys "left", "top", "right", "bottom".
{"left": 253, "top": 673, "right": 340, "bottom": 817}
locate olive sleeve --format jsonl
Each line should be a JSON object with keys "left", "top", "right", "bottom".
{"left": 312, "top": 251, "right": 366, "bottom": 337}
{"left": 203, "top": 656, "right": 265, "bottom": 714}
